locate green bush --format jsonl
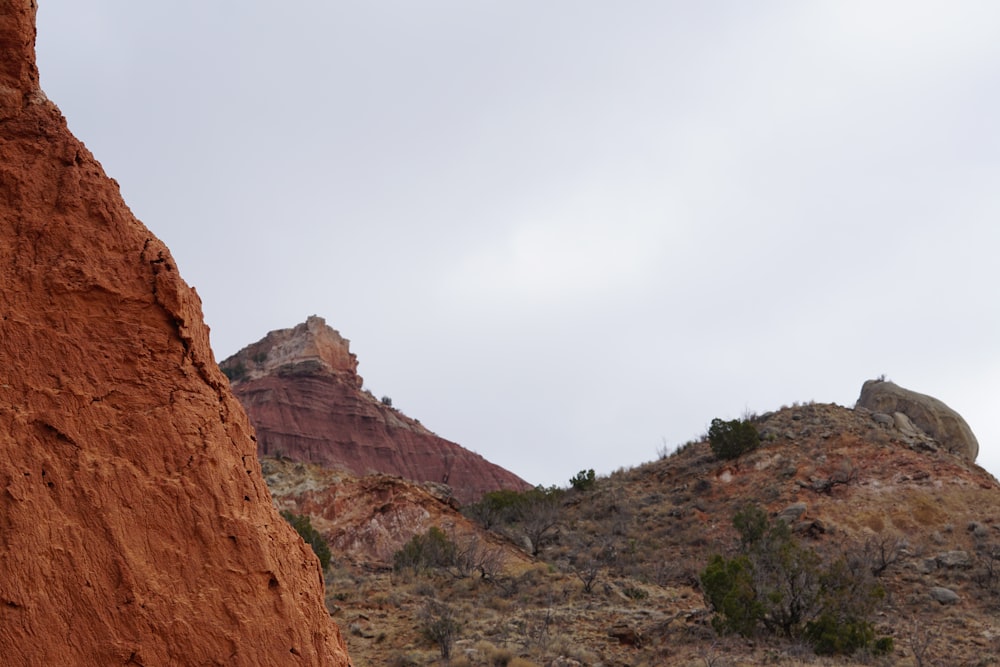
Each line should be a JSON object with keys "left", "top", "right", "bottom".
{"left": 733, "top": 503, "right": 769, "bottom": 548}
{"left": 700, "top": 554, "right": 761, "bottom": 637}
{"left": 873, "top": 636, "right": 894, "bottom": 655}
{"left": 280, "top": 511, "right": 331, "bottom": 570}
{"left": 804, "top": 613, "right": 875, "bottom": 656}
{"left": 221, "top": 362, "right": 247, "bottom": 382}
{"left": 393, "top": 526, "right": 456, "bottom": 572}
{"left": 570, "top": 469, "right": 596, "bottom": 492}
{"left": 463, "top": 489, "right": 530, "bottom": 529}
{"left": 700, "top": 503, "right": 889, "bottom": 654}
{"left": 708, "top": 417, "right": 760, "bottom": 460}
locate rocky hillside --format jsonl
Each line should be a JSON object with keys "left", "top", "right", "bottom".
{"left": 266, "top": 381, "right": 1000, "bottom": 666}
{"left": 220, "top": 316, "right": 532, "bottom": 504}
{"left": 263, "top": 456, "right": 531, "bottom": 571}
{"left": 0, "top": 4, "right": 349, "bottom": 664}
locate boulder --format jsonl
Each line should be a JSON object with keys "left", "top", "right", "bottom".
{"left": 608, "top": 622, "right": 643, "bottom": 647}
{"left": 856, "top": 379, "right": 979, "bottom": 462}
{"left": 935, "top": 550, "right": 971, "bottom": 569}
{"left": 776, "top": 502, "right": 807, "bottom": 523}
{"left": 872, "top": 412, "right": 895, "bottom": 428}
{"left": 0, "top": 4, "right": 350, "bottom": 664}
{"left": 929, "top": 586, "right": 960, "bottom": 605}
{"left": 892, "top": 412, "right": 926, "bottom": 439}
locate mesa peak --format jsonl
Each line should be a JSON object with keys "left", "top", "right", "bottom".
{"left": 221, "top": 316, "right": 361, "bottom": 386}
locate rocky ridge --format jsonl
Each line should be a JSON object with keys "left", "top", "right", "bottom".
{"left": 221, "top": 316, "right": 532, "bottom": 504}
{"left": 0, "top": 4, "right": 349, "bottom": 664}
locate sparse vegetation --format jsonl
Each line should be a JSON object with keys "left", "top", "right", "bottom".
{"left": 269, "top": 400, "right": 1000, "bottom": 666}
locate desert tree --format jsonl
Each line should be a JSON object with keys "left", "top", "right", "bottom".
{"left": 708, "top": 417, "right": 760, "bottom": 461}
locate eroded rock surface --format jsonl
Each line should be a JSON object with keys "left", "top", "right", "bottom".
{"left": 262, "top": 456, "right": 529, "bottom": 569}
{"left": 856, "top": 379, "right": 979, "bottom": 462}
{"left": 221, "top": 317, "right": 532, "bottom": 504}
{"left": 0, "top": 4, "right": 350, "bottom": 664}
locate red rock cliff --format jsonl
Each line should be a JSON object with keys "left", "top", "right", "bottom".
{"left": 0, "top": 3, "right": 350, "bottom": 665}
{"left": 221, "top": 317, "right": 533, "bottom": 504}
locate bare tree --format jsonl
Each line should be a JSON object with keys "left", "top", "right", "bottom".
{"left": 520, "top": 492, "right": 562, "bottom": 556}
{"left": 865, "top": 533, "right": 904, "bottom": 577}
{"left": 449, "top": 532, "right": 506, "bottom": 581}
{"left": 419, "top": 600, "right": 461, "bottom": 660}
{"left": 909, "top": 620, "right": 934, "bottom": 667}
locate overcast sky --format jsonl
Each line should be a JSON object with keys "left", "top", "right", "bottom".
{"left": 35, "top": 2, "right": 998, "bottom": 488}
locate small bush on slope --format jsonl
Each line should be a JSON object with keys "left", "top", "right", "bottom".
{"left": 700, "top": 503, "right": 890, "bottom": 656}
{"left": 708, "top": 417, "right": 759, "bottom": 460}
{"left": 280, "top": 510, "right": 331, "bottom": 570}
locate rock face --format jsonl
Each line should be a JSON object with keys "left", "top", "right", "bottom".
{"left": 221, "top": 317, "right": 532, "bottom": 504}
{"left": 856, "top": 379, "right": 979, "bottom": 462}
{"left": 0, "top": 4, "right": 350, "bottom": 665}
{"left": 262, "top": 456, "right": 530, "bottom": 569}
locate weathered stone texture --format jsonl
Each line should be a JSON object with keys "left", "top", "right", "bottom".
{"left": 856, "top": 379, "right": 979, "bottom": 462}
{"left": 0, "top": 3, "right": 350, "bottom": 664}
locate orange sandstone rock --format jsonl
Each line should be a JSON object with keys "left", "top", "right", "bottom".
{"left": 0, "top": 2, "right": 350, "bottom": 664}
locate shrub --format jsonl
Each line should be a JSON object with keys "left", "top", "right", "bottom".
{"left": 700, "top": 554, "right": 761, "bottom": 636}
{"left": 701, "top": 503, "right": 890, "bottom": 654}
{"left": 708, "top": 417, "right": 759, "bottom": 460}
{"left": 463, "top": 486, "right": 564, "bottom": 556}
{"left": 419, "top": 599, "right": 461, "bottom": 660}
{"left": 380, "top": 395, "right": 393, "bottom": 407}
{"left": 873, "top": 636, "right": 894, "bottom": 655}
{"left": 280, "top": 511, "right": 331, "bottom": 570}
{"left": 733, "top": 503, "right": 769, "bottom": 548}
{"left": 221, "top": 362, "right": 247, "bottom": 382}
{"left": 622, "top": 585, "right": 649, "bottom": 600}
{"left": 450, "top": 533, "right": 506, "bottom": 580}
{"left": 463, "top": 489, "right": 529, "bottom": 529}
{"left": 804, "top": 613, "right": 875, "bottom": 656}
{"left": 483, "top": 644, "right": 514, "bottom": 666}
{"left": 570, "top": 468, "right": 597, "bottom": 491}
{"left": 393, "top": 526, "right": 456, "bottom": 573}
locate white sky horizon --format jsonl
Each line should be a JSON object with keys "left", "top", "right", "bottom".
{"left": 34, "top": 1, "right": 999, "bottom": 488}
